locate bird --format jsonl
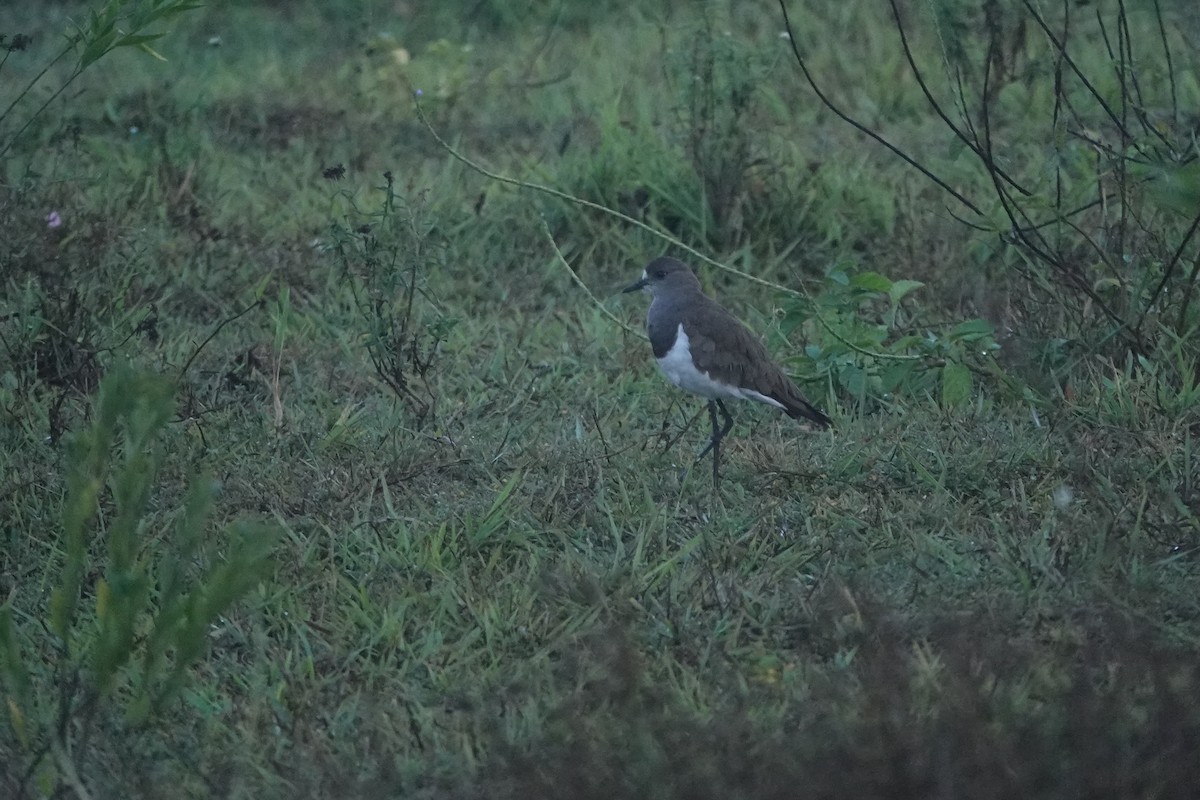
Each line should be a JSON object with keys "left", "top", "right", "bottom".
{"left": 623, "top": 256, "right": 830, "bottom": 485}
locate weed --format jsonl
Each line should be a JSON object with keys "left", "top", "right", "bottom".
{"left": 329, "top": 172, "right": 456, "bottom": 428}
{"left": 0, "top": 364, "right": 277, "bottom": 799}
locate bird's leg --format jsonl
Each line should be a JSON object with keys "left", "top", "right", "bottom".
{"left": 697, "top": 399, "right": 734, "bottom": 459}
{"left": 696, "top": 400, "right": 720, "bottom": 460}
{"left": 708, "top": 399, "right": 721, "bottom": 486}
{"left": 696, "top": 399, "right": 735, "bottom": 486}
{"left": 715, "top": 399, "right": 734, "bottom": 441}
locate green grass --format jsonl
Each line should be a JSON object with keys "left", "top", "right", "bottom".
{"left": 3, "top": 0, "right": 1200, "bottom": 797}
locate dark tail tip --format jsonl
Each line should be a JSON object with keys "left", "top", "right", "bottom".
{"left": 787, "top": 401, "right": 832, "bottom": 428}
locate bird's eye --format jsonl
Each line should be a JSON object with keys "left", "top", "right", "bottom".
{"left": 653, "top": 270, "right": 665, "bottom": 279}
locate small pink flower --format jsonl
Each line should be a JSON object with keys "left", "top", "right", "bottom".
{"left": 46, "top": 211, "right": 62, "bottom": 229}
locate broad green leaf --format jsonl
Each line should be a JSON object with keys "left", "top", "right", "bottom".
{"left": 941, "top": 362, "right": 972, "bottom": 408}
{"left": 889, "top": 279, "right": 924, "bottom": 303}
{"left": 947, "top": 318, "right": 994, "bottom": 341}
{"left": 881, "top": 361, "right": 917, "bottom": 392}
{"left": 115, "top": 33, "right": 164, "bottom": 48}
{"left": 889, "top": 334, "right": 925, "bottom": 351}
{"left": 840, "top": 364, "right": 867, "bottom": 399}
{"left": 856, "top": 323, "right": 889, "bottom": 347}
{"left": 778, "top": 310, "right": 803, "bottom": 336}
{"left": 850, "top": 271, "right": 893, "bottom": 293}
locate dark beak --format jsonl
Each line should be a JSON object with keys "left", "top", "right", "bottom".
{"left": 622, "top": 276, "right": 648, "bottom": 293}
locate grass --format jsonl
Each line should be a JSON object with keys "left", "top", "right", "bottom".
{"left": 2, "top": 0, "right": 1200, "bottom": 797}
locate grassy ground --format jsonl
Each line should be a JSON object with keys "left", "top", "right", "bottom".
{"left": 3, "top": 1, "right": 1200, "bottom": 797}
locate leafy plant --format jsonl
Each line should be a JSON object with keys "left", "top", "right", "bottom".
{"left": 0, "top": 0, "right": 202, "bottom": 160}
{"left": 0, "top": 364, "right": 277, "bottom": 798}
{"left": 329, "top": 173, "right": 456, "bottom": 428}
{"left": 783, "top": 268, "right": 999, "bottom": 412}
{"left": 667, "top": 20, "right": 783, "bottom": 247}
{"left": 778, "top": 0, "right": 1200, "bottom": 357}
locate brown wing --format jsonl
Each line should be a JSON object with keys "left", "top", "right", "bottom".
{"left": 685, "top": 300, "right": 831, "bottom": 427}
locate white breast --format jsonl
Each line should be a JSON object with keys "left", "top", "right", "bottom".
{"left": 656, "top": 324, "right": 786, "bottom": 410}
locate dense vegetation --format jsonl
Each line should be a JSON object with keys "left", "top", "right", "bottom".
{"left": 2, "top": 1, "right": 1199, "bottom": 797}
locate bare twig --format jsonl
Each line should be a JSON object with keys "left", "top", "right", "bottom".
{"left": 1021, "top": 0, "right": 1138, "bottom": 149}
{"left": 887, "top": 0, "right": 1031, "bottom": 197}
{"left": 1176, "top": 254, "right": 1200, "bottom": 333}
{"left": 539, "top": 220, "right": 644, "bottom": 340}
{"left": 177, "top": 300, "right": 264, "bottom": 385}
{"left": 1139, "top": 209, "right": 1200, "bottom": 334}
{"left": 777, "top": 0, "right": 985, "bottom": 218}
{"left": 1152, "top": 0, "right": 1178, "bottom": 127}
{"left": 0, "top": 43, "right": 77, "bottom": 160}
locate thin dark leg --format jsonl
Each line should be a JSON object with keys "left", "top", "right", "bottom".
{"left": 709, "top": 400, "right": 721, "bottom": 486}
{"left": 696, "top": 399, "right": 734, "bottom": 459}
{"left": 696, "top": 400, "right": 734, "bottom": 485}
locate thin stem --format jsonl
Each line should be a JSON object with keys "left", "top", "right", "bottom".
{"left": 0, "top": 40, "right": 75, "bottom": 126}
{"left": 1052, "top": 0, "right": 1067, "bottom": 254}
{"left": 978, "top": 28, "right": 1134, "bottom": 343}
{"left": 0, "top": 61, "right": 84, "bottom": 161}
{"left": 1153, "top": 0, "right": 1178, "bottom": 127}
{"left": 1175, "top": 254, "right": 1200, "bottom": 333}
{"left": 777, "top": 0, "right": 984, "bottom": 218}
{"left": 888, "top": 0, "right": 1031, "bottom": 197}
{"left": 1021, "top": 0, "right": 1137, "bottom": 149}
{"left": 1139, "top": 209, "right": 1200, "bottom": 334}
{"left": 540, "top": 220, "right": 645, "bottom": 340}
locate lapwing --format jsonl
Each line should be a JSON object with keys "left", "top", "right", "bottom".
{"left": 624, "top": 256, "right": 830, "bottom": 484}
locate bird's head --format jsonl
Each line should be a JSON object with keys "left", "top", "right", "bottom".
{"left": 622, "top": 257, "right": 701, "bottom": 297}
